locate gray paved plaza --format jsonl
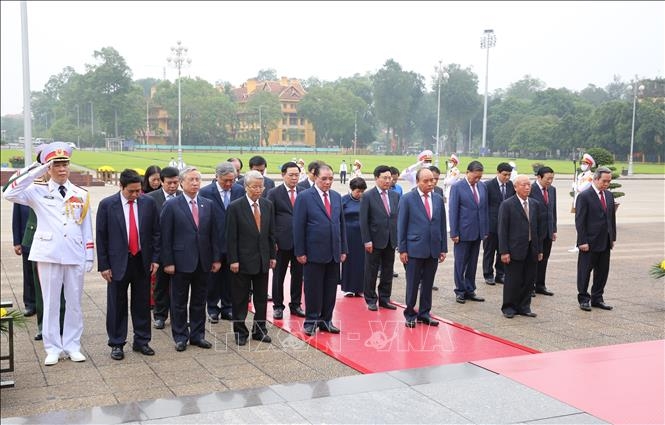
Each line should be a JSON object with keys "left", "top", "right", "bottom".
{"left": 1, "top": 172, "right": 663, "bottom": 423}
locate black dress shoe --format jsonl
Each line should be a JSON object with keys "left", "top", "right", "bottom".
{"left": 208, "top": 313, "right": 219, "bottom": 324}
{"left": 318, "top": 323, "right": 340, "bottom": 334}
{"left": 417, "top": 316, "right": 440, "bottom": 326}
{"left": 503, "top": 312, "right": 515, "bottom": 319}
{"left": 252, "top": 333, "right": 272, "bottom": 343}
{"left": 111, "top": 346, "right": 124, "bottom": 360}
{"left": 154, "top": 319, "right": 165, "bottom": 329}
{"left": 405, "top": 320, "right": 416, "bottom": 328}
{"left": 456, "top": 295, "right": 466, "bottom": 304}
{"left": 494, "top": 277, "right": 504, "bottom": 284}
{"left": 303, "top": 326, "right": 316, "bottom": 336}
{"left": 367, "top": 303, "right": 378, "bottom": 311}
{"left": 235, "top": 335, "right": 248, "bottom": 346}
{"left": 34, "top": 332, "right": 43, "bottom": 341}
{"left": 220, "top": 311, "right": 233, "bottom": 321}
{"left": 132, "top": 343, "right": 155, "bottom": 356}
{"left": 530, "top": 290, "right": 536, "bottom": 297}
{"left": 484, "top": 278, "right": 496, "bottom": 285}
{"left": 23, "top": 308, "right": 36, "bottom": 317}
{"left": 519, "top": 311, "right": 538, "bottom": 317}
{"left": 536, "top": 288, "right": 554, "bottom": 296}
{"left": 175, "top": 341, "right": 187, "bottom": 352}
{"left": 379, "top": 302, "right": 397, "bottom": 310}
{"left": 290, "top": 307, "right": 306, "bottom": 317}
{"left": 432, "top": 285, "right": 439, "bottom": 291}
{"left": 591, "top": 302, "right": 613, "bottom": 310}
{"left": 579, "top": 302, "right": 592, "bottom": 311}
{"left": 467, "top": 293, "right": 485, "bottom": 302}
{"left": 273, "top": 309, "right": 283, "bottom": 319}
{"left": 191, "top": 339, "right": 212, "bottom": 349}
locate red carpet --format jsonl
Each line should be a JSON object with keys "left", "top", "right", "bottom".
{"left": 257, "top": 270, "right": 537, "bottom": 373}
{"left": 474, "top": 340, "right": 665, "bottom": 425}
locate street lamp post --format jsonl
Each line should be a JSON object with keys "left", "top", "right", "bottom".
{"left": 167, "top": 40, "right": 191, "bottom": 168}
{"left": 434, "top": 60, "right": 449, "bottom": 166}
{"left": 480, "top": 29, "right": 496, "bottom": 153}
{"left": 627, "top": 79, "right": 645, "bottom": 176}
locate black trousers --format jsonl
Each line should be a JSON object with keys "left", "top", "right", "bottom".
{"left": 231, "top": 271, "right": 268, "bottom": 338}
{"left": 577, "top": 248, "right": 611, "bottom": 304}
{"left": 153, "top": 266, "right": 171, "bottom": 321}
{"left": 482, "top": 232, "right": 505, "bottom": 280}
{"left": 534, "top": 237, "right": 553, "bottom": 290}
{"left": 106, "top": 253, "right": 151, "bottom": 347}
{"left": 207, "top": 254, "right": 233, "bottom": 317}
{"left": 502, "top": 243, "right": 537, "bottom": 315}
{"left": 363, "top": 246, "right": 395, "bottom": 305}
{"left": 170, "top": 265, "right": 208, "bottom": 344}
{"left": 272, "top": 248, "right": 303, "bottom": 311}
{"left": 21, "top": 250, "right": 36, "bottom": 310}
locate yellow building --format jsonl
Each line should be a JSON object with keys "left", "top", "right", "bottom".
{"left": 232, "top": 77, "right": 316, "bottom": 147}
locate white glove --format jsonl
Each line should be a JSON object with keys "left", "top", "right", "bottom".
{"left": 85, "top": 260, "right": 94, "bottom": 272}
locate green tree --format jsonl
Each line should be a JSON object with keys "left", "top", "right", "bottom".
{"left": 438, "top": 64, "right": 481, "bottom": 153}
{"left": 245, "top": 91, "right": 282, "bottom": 146}
{"left": 256, "top": 69, "right": 277, "bottom": 81}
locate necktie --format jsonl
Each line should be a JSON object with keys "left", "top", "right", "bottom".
{"left": 543, "top": 187, "right": 549, "bottom": 205}
{"left": 523, "top": 200, "right": 531, "bottom": 241}
{"left": 323, "top": 192, "right": 331, "bottom": 217}
{"left": 381, "top": 190, "right": 390, "bottom": 214}
{"left": 289, "top": 189, "right": 296, "bottom": 207}
{"left": 472, "top": 184, "right": 479, "bottom": 204}
{"left": 128, "top": 200, "right": 139, "bottom": 255}
{"left": 500, "top": 184, "right": 506, "bottom": 200}
{"left": 423, "top": 193, "right": 431, "bottom": 220}
{"left": 223, "top": 190, "right": 230, "bottom": 209}
{"left": 599, "top": 191, "right": 607, "bottom": 211}
{"left": 190, "top": 199, "right": 199, "bottom": 228}
{"left": 59, "top": 185, "right": 67, "bottom": 198}
{"left": 253, "top": 202, "right": 261, "bottom": 231}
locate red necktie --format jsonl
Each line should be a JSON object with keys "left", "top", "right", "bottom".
{"left": 289, "top": 189, "right": 296, "bottom": 207}
{"left": 323, "top": 192, "right": 331, "bottom": 217}
{"left": 423, "top": 193, "right": 431, "bottom": 220}
{"left": 128, "top": 200, "right": 139, "bottom": 255}
{"left": 543, "top": 187, "right": 549, "bottom": 205}
{"left": 190, "top": 199, "right": 199, "bottom": 228}
{"left": 381, "top": 190, "right": 390, "bottom": 214}
{"left": 472, "top": 184, "right": 479, "bottom": 204}
{"left": 599, "top": 191, "right": 607, "bottom": 211}
{"left": 253, "top": 202, "right": 261, "bottom": 231}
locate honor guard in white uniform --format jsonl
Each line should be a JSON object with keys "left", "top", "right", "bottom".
{"left": 402, "top": 149, "right": 433, "bottom": 186}
{"left": 3, "top": 142, "right": 94, "bottom": 366}
{"left": 443, "top": 153, "right": 461, "bottom": 200}
{"left": 568, "top": 153, "right": 595, "bottom": 252}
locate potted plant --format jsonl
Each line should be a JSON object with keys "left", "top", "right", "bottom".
{"left": 8, "top": 155, "right": 24, "bottom": 168}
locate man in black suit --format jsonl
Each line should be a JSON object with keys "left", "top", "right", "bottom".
{"left": 297, "top": 160, "right": 320, "bottom": 190}
{"left": 360, "top": 165, "right": 399, "bottom": 311}
{"left": 97, "top": 169, "right": 160, "bottom": 360}
{"left": 498, "top": 175, "right": 543, "bottom": 319}
{"left": 226, "top": 170, "right": 276, "bottom": 346}
{"left": 147, "top": 166, "right": 181, "bottom": 330}
{"left": 199, "top": 161, "right": 245, "bottom": 323}
{"left": 160, "top": 167, "right": 221, "bottom": 351}
{"left": 12, "top": 203, "right": 36, "bottom": 316}
{"left": 237, "top": 155, "right": 275, "bottom": 198}
{"left": 428, "top": 166, "right": 445, "bottom": 198}
{"left": 267, "top": 162, "right": 306, "bottom": 320}
{"left": 575, "top": 167, "right": 616, "bottom": 312}
{"left": 483, "top": 162, "right": 515, "bottom": 285}
{"left": 227, "top": 157, "right": 244, "bottom": 182}
{"left": 529, "top": 166, "right": 557, "bottom": 296}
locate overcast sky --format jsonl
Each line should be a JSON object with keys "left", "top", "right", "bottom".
{"left": 1, "top": 1, "right": 663, "bottom": 116}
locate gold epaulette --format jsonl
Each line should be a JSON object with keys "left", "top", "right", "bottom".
{"left": 34, "top": 178, "right": 48, "bottom": 185}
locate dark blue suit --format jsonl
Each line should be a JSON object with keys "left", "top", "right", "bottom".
{"left": 199, "top": 180, "right": 245, "bottom": 318}
{"left": 160, "top": 194, "right": 220, "bottom": 345}
{"left": 96, "top": 193, "right": 160, "bottom": 347}
{"left": 448, "top": 179, "right": 489, "bottom": 297}
{"left": 12, "top": 203, "right": 35, "bottom": 310}
{"left": 529, "top": 182, "right": 557, "bottom": 292}
{"left": 483, "top": 177, "right": 515, "bottom": 282}
{"left": 293, "top": 187, "right": 348, "bottom": 330}
{"left": 397, "top": 189, "right": 447, "bottom": 322}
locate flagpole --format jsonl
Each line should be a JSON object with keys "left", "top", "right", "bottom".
{"left": 21, "top": 1, "right": 33, "bottom": 162}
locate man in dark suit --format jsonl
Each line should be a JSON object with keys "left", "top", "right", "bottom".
{"left": 160, "top": 167, "right": 221, "bottom": 351}
{"left": 12, "top": 203, "right": 36, "bottom": 316}
{"left": 397, "top": 168, "right": 448, "bottom": 328}
{"left": 529, "top": 166, "right": 557, "bottom": 296}
{"left": 227, "top": 157, "right": 244, "bottom": 182}
{"left": 483, "top": 162, "right": 515, "bottom": 285}
{"left": 199, "top": 161, "right": 245, "bottom": 323}
{"left": 267, "top": 161, "right": 306, "bottom": 320}
{"left": 237, "top": 155, "right": 275, "bottom": 198}
{"left": 97, "top": 169, "right": 161, "bottom": 360}
{"left": 297, "top": 160, "right": 320, "bottom": 190}
{"left": 448, "top": 160, "right": 489, "bottom": 304}
{"left": 147, "top": 166, "right": 181, "bottom": 330}
{"left": 226, "top": 170, "right": 276, "bottom": 345}
{"left": 498, "top": 175, "right": 543, "bottom": 318}
{"left": 294, "top": 163, "right": 348, "bottom": 336}
{"left": 575, "top": 167, "right": 616, "bottom": 312}
{"left": 428, "top": 166, "right": 445, "bottom": 198}
{"left": 360, "top": 165, "right": 399, "bottom": 311}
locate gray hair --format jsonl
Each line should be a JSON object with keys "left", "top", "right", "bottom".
{"left": 243, "top": 170, "right": 264, "bottom": 187}
{"left": 593, "top": 166, "right": 612, "bottom": 179}
{"left": 179, "top": 167, "right": 200, "bottom": 181}
{"left": 215, "top": 161, "right": 236, "bottom": 178}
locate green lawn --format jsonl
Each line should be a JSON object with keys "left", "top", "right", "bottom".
{"left": 2, "top": 149, "right": 663, "bottom": 175}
